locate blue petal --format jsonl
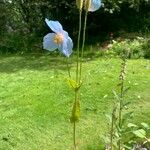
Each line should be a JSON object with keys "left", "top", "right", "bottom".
{"left": 58, "top": 36, "right": 73, "bottom": 57}
{"left": 43, "top": 33, "right": 58, "bottom": 51}
{"left": 88, "top": 0, "right": 101, "bottom": 12}
{"left": 62, "top": 30, "right": 69, "bottom": 38}
{"left": 45, "top": 18, "right": 63, "bottom": 33}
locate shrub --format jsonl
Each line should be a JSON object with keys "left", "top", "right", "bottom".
{"left": 0, "top": 33, "right": 42, "bottom": 54}
{"left": 107, "top": 36, "right": 150, "bottom": 59}
{"left": 142, "top": 39, "right": 150, "bottom": 59}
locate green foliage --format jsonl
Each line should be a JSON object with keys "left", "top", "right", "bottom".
{"left": 0, "top": 1, "right": 7, "bottom": 34}
{"left": 125, "top": 122, "right": 150, "bottom": 149}
{"left": 1, "top": 0, "right": 150, "bottom": 53}
{"left": 142, "top": 39, "right": 150, "bottom": 58}
{"left": 0, "top": 33, "right": 42, "bottom": 54}
{"left": 107, "top": 36, "right": 150, "bottom": 59}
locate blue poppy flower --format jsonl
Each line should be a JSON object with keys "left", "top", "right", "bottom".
{"left": 88, "top": 0, "right": 102, "bottom": 12}
{"left": 43, "top": 19, "right": 73, "bottom": 57}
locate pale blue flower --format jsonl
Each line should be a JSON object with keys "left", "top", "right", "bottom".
{"left": 88, "top": 0, "right": 102, "bottom": 12}
{"left": 43, "top": 18, "right": 73, "bottom": 57}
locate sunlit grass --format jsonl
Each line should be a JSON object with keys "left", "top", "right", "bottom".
{"left": 0, "top": 54, "right": 150, "bottom": 149}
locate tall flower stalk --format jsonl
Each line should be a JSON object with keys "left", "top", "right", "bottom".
{"left": 72, "top": 7, "right": 82, "bottom": 150}
{"left": 70, "top": 0, "right": 102, "bottom": 149}
{"left": 79, "top": 10, "right": 88, "bottom": 81}
{"left": 43, "top": 1, "right": 102, "bottom": 149}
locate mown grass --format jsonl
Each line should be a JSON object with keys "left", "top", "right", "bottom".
{"left": 0, "top": 54, "right": 150, "bottom": 150}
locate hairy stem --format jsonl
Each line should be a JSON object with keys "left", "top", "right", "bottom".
{"left": 79, "top": 10, "right": 88, "bottom": 82}
{"left": 73, "top": 121, "right": 76, "bottom": 149}
{"left": 73, "top": 9, "right": 82, "bottom": 150}
{"left": 73, "top": 91, "right": 78, "bottom": 150}
{"left": 66, "top": 58, "right": 71, "bottom": 78}
{"left": 76, "top": 10, "right": 82, "bottom": 83}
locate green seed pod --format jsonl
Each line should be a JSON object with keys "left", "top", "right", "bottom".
{"left": 76, "top": 0, "right": 83, "bottom": 10}
{"left": 70, "top": 100, "right": 80, "bottom": 123}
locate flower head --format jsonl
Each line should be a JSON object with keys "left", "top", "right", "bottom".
{"left": 85, "top": 0, "right": 101, "bottom": 12}
{"left": 43, "top": 18, "right": 73, "bottom": 57}
{"left": 76, "top": 0, "right": 83, "bottom": 10}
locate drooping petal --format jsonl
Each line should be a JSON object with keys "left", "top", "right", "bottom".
{"left": 43, "top": 33, "right": 58, "bottom": 51}
{"left": 58, "top": 36, "right": 73, "bottom": 57}
{"left": 88, "top": 0, "right": 101, "bottom": 12}
{"left": 45, "top": 18, "right": 63, "bottom": 33}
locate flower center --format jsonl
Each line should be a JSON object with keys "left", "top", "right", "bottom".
{"left": 53, "top": 33, "right": 64, "bottom": 44}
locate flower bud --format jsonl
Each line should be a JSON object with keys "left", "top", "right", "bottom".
{"left": 84, "top": 0, "right": 91, "bottom": 11}
{"left": 76, "top": 0, "right": 83, "bottom": 10}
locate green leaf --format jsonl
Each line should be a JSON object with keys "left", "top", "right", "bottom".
{"left": 112, "top": 90, "right": 120, "bottom": 101}
{"left": 105, "top": 114, "right": 112, "bottom": 123}
{"left": 132, "top": 129, "right": 146, "bottom": 138}
{"left": 70, "top": 100, "right": 80, "bottom": 123}
{"left": 123, "top": 87, "right": 130, "bottom": 95}
{"left": 127, "top": 123, "right": 138, "bottom": 128}
{"left": 67, "top": 79, "right": 82, "bottom": 91}
{"left": 122, "top": 111, "right": 133, "bottom": 125}
{"left": 141, "top": 122, "right": 150, "bottom": 129}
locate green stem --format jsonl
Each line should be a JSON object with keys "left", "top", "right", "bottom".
{"left": 73, "top": 121, "right": 76, "bottom": 149}
{"left": 76, "top": 10, "right": 82, "bottom": 83}
{"left": 79, "top": 10, "right": 88, "bottom": 82}
{"left": 118, "top": 70, "right": 124, "bottom": 150}
{"left": 119, "top": 81, "right": 124, "bottom": 127}
{"left": 66, "top": 58, "right": 71, "bottom": 78}
{"left": 110, "top": 108, "right": 115, "bottom": 150}
{"left": 73, "top": 9, "right": 82, "bottom": 150}
{"left": 73, "top": 91, "right": 78, "bottom": 150}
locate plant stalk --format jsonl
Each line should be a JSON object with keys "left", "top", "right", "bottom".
{"left": 73, "top": 91, "right": 78, "bottom": 150}
{"left": 73, "top": 9, "right": 82, "bottom": 150}
{"left": 66, "top": 58, "right": 71, "bottom": 78}
{"left": 79, "top": 10, "right": 88, "bottom": 82}
{"left": 76, "top": 10, "right": 82, "bottom": 83}
{"left": 118, "top": 57, "right": 126, "bottom": 150}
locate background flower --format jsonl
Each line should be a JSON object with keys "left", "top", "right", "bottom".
{"left": 85, "top": 0, "right": 102, "bottom": 12}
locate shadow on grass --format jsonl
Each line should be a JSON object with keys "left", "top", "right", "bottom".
{"left": 0, "top": 53, "right": 75, "bottom": 73}
{"left": 0, "top": 51, "right": 106, "bottom": 73}
{"left": 84, "top": 141, "right": 105, "bottom": 150}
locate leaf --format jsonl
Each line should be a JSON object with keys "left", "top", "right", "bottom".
{"left": 122, "top": 111, "right": 133, "bottom": 125}
{"left": 67, "top": 79, "right": 82, "bottom": 91}
{"left": 123, "top": 101, "right": 131, "bottom": 109}
{"left": 123, "top": 87, "right": 130, "bottom": 95}
{"left": 132, "top": 129, "right": 146, "bottom": 138}
{"left": 105, "top": 114, "right": 112, "bottom": 123}
{"left": 141, "top": 122, "right": 150, "bottom": 129}
{"left": 112, "top": 90, "right": 120, "bottom": 101}
{"left": 127, "top": 123, "right": 138, "bottom": 128}
{"left": 70, "top": 100, "right": 80, "bottom": 123}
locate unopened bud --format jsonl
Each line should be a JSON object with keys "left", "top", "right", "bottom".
{"left": 84, "top": 0, "right": 91, "bottom": 11}
{"left": 76, "top": 0, "right": 83, "bottom": 10}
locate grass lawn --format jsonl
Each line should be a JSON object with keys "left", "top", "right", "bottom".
{"left": 0, "top": 54, "right": 150, "bottom": 150}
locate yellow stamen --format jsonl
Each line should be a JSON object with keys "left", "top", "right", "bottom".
{"left": 53, "top": 33, "right": 64, "bottom": 44}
